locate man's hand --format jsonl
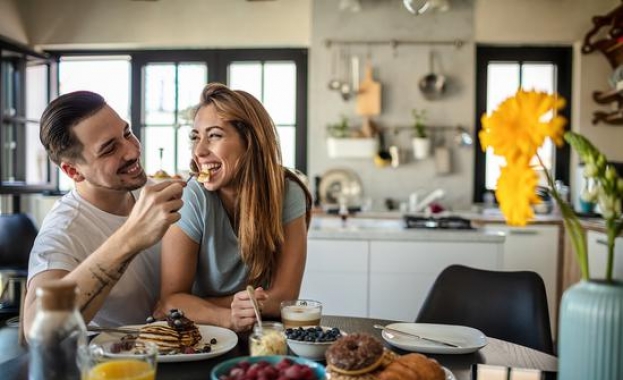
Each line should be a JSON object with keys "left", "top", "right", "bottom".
{"left": 121, "top": 180, "right": 186, "bottom": 252}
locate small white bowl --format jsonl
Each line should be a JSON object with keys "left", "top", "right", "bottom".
{"left": 286, "top": 327, "right": 344, "bottom": 361}
{"left": 287, "top": 339, "right": 333, "bottom": 361}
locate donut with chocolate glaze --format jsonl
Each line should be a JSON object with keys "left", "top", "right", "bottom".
{"left": 325, "top": 333, "right": 385, "bottom": 375}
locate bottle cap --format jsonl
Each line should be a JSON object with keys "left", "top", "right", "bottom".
{"left": 36, "top": 280, "right": 78, "bottom": 311}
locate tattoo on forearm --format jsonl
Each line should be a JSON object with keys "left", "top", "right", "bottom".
{"left": 80, "top": 258, "right": 133, "bottom": 313}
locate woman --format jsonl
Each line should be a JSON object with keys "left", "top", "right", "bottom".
{"left": 156, "top": 83, "right": 312, "bottom": 331}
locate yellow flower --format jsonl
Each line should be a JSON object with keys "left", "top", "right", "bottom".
{"left": 479, "top": 90, "right": 566, "bottom": 164}
{"left": 496, "top": 161, "right": 541, "bottom": 226}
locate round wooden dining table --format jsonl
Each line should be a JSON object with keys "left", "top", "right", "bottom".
{"left": 0, "top": 315, "right": 557, "bottom": 380}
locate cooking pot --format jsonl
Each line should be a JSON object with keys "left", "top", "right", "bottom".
{"left": 419, "top": 50, "right": 446, "bottom": 100}
{"left": 0, "top": 269, "right": 26, "bottom": 311}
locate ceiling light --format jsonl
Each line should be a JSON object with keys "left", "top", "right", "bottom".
{"left": 404, "top": 0, "right": 450, "bottom": 15}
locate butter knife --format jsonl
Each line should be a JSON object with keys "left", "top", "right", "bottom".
{"left": 373, "top": 324, "right": 460, "bottom": 348}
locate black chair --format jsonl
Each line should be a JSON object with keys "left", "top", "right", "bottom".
{"left": 0, "top": 213, "right": 38, "bottom": 269}
{"left": 416, "top": 264, "right": 554, "bottom": 355}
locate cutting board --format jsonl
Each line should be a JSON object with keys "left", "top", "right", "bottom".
{"left": 356, "top": 62, "right": 381, "bottom": 117}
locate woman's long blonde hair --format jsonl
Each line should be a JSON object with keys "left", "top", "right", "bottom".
{"left": 195, "top": 83, "right": 311, "bottom": 287}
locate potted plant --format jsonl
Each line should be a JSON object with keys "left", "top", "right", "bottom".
{"left": 480, "top": 89, "right": 623, "bottom": 380}
{"left": 411, "top": 109, "right": 431, "bottom": 160}
{"left": 326, "top": 115, "right": 375, "bottom": 159}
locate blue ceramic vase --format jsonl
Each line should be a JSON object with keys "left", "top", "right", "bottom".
{"left": 558, "top": 280, "right": 623, "bottom": 380}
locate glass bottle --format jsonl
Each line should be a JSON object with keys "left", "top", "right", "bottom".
{"left": 28, "top": 280, "right": 87, "bottom": 380}
{"left": 249, "top": 321, "right": 287, "bottom": 356}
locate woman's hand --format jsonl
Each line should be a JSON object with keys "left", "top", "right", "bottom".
{"left": 230, "top": 287, "right": 269, "bottom": 332}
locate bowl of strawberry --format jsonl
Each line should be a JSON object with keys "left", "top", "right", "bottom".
{"left": 211, "top": 355, "right": 325, "bottom": 380}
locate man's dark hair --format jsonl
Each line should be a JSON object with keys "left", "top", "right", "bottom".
{"left": 40, "top": 91, "right": 106, "bottom": 165}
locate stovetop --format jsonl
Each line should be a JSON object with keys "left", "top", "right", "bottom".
{"left": 403, "top": 215, "right": 474, "bottom": 230}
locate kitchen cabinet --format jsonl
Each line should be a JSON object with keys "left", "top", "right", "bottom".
{"left": 482, "top": 224, "right": 560, "bottom": 333}
{"left": 302, "top": 231, "right": 504, "bottom": 321}
{"left": 299, "top": 239, "right": 369, "bottom": 317}
{"left": 368, "top": 240, "right": 503, "bottom": 321}
{"left": 586, "top": 230, "right": 623, "bottom": 280}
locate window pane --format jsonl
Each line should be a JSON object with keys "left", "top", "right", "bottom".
{"left": 143, "top": 127, "right": 176, "bottom": 177}
{"left": 264, "top": 62, "right": 296, "bottom": 125}
{"left": 522, "top": 63, "right": 555, "bottom": 93}
{"left": 229, "top": 62, "right": 262, "bottom": 100}
{"left": 485, "top": 63, "right": 519, "bottom": 190}
{"left": 59, "top": 57, "right": 130, "bottom": 119}
{"left": 486, "top": 63, "right": 519, "bottom": 112}
{"left": 178, "top": 64, "right": 207, "bottom": 122}
{"left": 176, "top": 124, "right": 193, "bottom": 175}
{"left": 277, "top": 126, "right": 296, "bottom": 169}
{"left": 484, "top": 62, "right": 559, "bottom": 191}
{"left": 145, "top": 64, "right": 176, "bottom": 125}
{"left": 58, "top": 56, "right": 131, "bottom": 191}
{"left": 26, "top": 64, "right": 50, "bottom": 184}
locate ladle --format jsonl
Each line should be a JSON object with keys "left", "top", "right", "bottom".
{"left": 246, "top": 285, "right": 263, "bottom": 333}
{"left": 419, "top": 50, "right": 446, "bottom": 101}
{"left": 328, "top": 47, "right": 342, "bottom": 91}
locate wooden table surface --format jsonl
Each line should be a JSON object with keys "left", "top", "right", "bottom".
{"left": 0, "top": 315, "right": 558, "bottom": 380}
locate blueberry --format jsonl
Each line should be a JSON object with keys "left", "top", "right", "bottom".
{"left": 210, "top": 338, "right": 217, "bottom": 344}
{"left": 173, "top": 319, "right": 183, "bottom": 327}
{"left": 171, "top": 311, "right": 182, "bottom": 319}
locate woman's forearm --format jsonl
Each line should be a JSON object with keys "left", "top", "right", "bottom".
{"left": 156, "top": 293, "right": 232, "bottom": 329}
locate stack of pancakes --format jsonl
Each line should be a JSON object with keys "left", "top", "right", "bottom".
{"left": 137, "top": 315, "right": 202, "bottom": 352}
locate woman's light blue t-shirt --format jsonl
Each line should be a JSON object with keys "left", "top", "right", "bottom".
{"left": 177, "top": 178, "right": 306, "bottom": 297}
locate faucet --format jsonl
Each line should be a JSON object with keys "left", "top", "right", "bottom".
{"left": 409, "top": 189, "right": 446, "bottom": 214}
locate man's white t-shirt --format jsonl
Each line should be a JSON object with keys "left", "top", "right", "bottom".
{"left": 27, "top": 188, "right": 160, "bottom": 327}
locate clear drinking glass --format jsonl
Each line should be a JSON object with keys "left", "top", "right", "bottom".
{"left": 79, "top": 341, "right": 158, "bottom": 380}
{"left": 280, "top": 299, "right": 323, "bottom": 329}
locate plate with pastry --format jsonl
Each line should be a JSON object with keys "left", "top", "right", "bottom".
{"left": 90, "top": 309, "right": 238, "bottom": 362}
{"left": 381, "top": 323, "right": 487, "bottom": 354}
{"left": 377, "top": 353, "right": 456, "bottom": 380}
{"left": 325, "top": 334, "right": 455, "bottom": 380}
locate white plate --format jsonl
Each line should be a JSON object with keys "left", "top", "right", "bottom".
{"left": 91, "top": 322, "right": 238, "bottom": 363}
{"left": 381, "top": 323, "right": 487, "bottom": 354}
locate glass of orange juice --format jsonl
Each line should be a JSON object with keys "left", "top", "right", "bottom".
{"left": 79, "top": 340, "right": 158, "bottom": 380}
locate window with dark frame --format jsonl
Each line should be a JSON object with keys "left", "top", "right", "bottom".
{"left": 0, "top": 36, "right": 56, "bottom": 201}
{"left": 473, "top": 45, "right": 572, "bottom": 204}
{"left": 51, "top": 48, "right": 308, "bottom": 187}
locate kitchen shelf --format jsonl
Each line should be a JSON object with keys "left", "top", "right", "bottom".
{"left": 582, "top": 3, "right": 623, "bottom": 125}
{"left": 592, "top": 89, "right": 623, "bottom": 105}
{"left": 592, "top": 109, "right": 623, "bottom": 125}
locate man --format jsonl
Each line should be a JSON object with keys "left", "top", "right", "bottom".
{"left": 24, "top": 91, "right": 185, "bottom": 331}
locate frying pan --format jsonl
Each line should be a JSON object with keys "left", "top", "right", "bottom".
{"left": 419, "top": 50, "right": 446, "bottom": 100}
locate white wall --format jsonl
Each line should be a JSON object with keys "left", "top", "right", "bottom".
{"left": 0, "top": 0, "right": 28, "bottom": 43}
{"left": 308, "top": 0, "right": 476, "bottom": 210}
{"left": 475, "top": 0, "right": 619, "bottom": 44}
{"left": 18, "top": 0, "right": 311, "bottom": 49}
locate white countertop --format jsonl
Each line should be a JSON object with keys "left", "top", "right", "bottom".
{"left": 308, "top": 216, "right": 505, "bottom": 243}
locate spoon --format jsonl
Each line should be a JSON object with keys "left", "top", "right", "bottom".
{"left": 246, "top": 285, "right": 263, "bottom": 333}
{"left": 373, "top": 324, "right": 460, "bottom": 348}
